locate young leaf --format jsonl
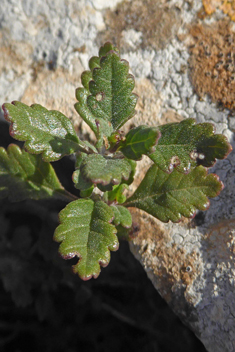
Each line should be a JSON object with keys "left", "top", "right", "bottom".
{"left": 97, "top": 158, "right": 136, "bottom": 193}
{"left": 107, "top": 183, "right": 129, "bottom": 204}
{"left": 80, "top": 154, "right": 131, "bottom": 187}
{"left": 110, "top": 205, "right": 133, "bottom": 241}
{"left": 118, "top": 125, "right": 161, "bottom": 160}
{"left": 54, "top": 199, "right": 119, "bottom": 280}
{"left": 75, "top": 42, "right": 138, "bottom": 139}
{"left": 2, "top": 101, "right": 92, "bottom": 162}
{"left": 0, "top": 144, "right": 69, "bottom": 201}
{"left": 125, "top": 165, "right": 223, "bottom": 223}
{"left": 149, "top": 118, "right": 232, "bottom": 173}
{"left": 111, "top": 205, "right": 132, "bottom": 228}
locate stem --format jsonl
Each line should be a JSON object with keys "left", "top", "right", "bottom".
{"left": 94, "top": 119, "right": 104, "bottom": 153}
{"left": 54, "top": 189, "right": 78, "bottom": 202}
{"left": 95, "top": 137, "right": 104, "bottom": 153}
{"left": 102, "top": 191, "right": 109, "bottom": 203}
{"left": 76, "top": 140, "right": 97, "bottom": 154}
{"left": 122, "top": 197, "right": 135, "bottom": 208}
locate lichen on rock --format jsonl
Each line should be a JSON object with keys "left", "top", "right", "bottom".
{"left": 189, "top": 19, "right": 235, "bottom": 111}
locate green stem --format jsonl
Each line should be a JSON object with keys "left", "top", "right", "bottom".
{"left": 102, "top": 191, "right": 109, "bottom": 203}
{"left": 76, "top": 140, "right": 97, "bottom": 154}
{"left": 95, "top": 137, "right": 104, "bottom": 153}
{"left": 54, "top": 189, "right": 78, "bottom": 203}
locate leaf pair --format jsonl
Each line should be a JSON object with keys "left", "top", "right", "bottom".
{"left": 0, "top": 143, "right": 134, "bottom": 280}
{"left": 55, "top": 161, "right": 225, "bottom": 280}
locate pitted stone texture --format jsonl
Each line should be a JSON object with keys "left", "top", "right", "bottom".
{"left": 90, "top": 0, "right": 122, "bottom": 10}
{"left": 130, "top": 213, "right": 235, "bottom": 352}
{"left": 0, "top": 0, "right": 106, "bottom": 110}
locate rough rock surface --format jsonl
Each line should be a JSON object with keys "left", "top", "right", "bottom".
{"left": 1, "top": 1, "right": 235, "bottom": 351}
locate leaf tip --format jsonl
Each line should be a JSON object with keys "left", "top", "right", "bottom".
{"left": 224, "top": 139, "right": 233, "bottom": 159}
{"left": 2, "top": 103, "right": 10, "bottom": 121}
{"left": 110, "top": 240, "right": 119, "bottom": 252}
{"left": 98, "top": 41, "right": 119, "bottom": 57}
{"left": 210, "top": 173, "right": 224, "bottom": 195}
{"left": 72, "top": 264, "right": 102, "bottom": 281}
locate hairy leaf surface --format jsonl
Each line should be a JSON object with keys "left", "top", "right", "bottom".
{"left": 54, "top": 199, "right": 118, "bottom": 280}
{"left": 0, "top": 144, "right": 66, "bottom": 201}
{"left": 80, "top": 154, "right": 131, "bottom": 187}
{"left": 125, "top": 165, "right": 223, "bottom": 222}
{"left": 118, "top": 125, "right": 160, "bottom": 160}
{"left": 111, "top": 205, "right": 132, "bottom": 228}
{"left": 149, "top": 118, "right": 232, "bottom": 173}
{"left": 72, "top": 169, "right": 94, "bottom": 197}
{"left": 72, "top": 152, "right": 93, "bottom": 197}
{"left": 97, "top": 159, "right": 136, "bottom": 193}
{"left": 115, "top": 225, "right": 132, "bottom": 241}
{"left": 111, "top": 205, "right": 132, "bottom": 241}
{"left": 3, "top": 101, "right": 90, "bottom": 161}
{"left": 107, "top": 183, "right": 129, "bottom": 204}
{"left": 75, "top": 42, "right": 137, "bottom": 139}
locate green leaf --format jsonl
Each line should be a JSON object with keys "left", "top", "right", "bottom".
{"left": 111, "top": 205, "right": 132, "bottom": 228}
{"left": 80, "top": 154, "right": 131, "bottom": 187}
{"left": 97, "top": 159, "right": 136, "bottom": 194}
{"left": 149, "top": 118, "right": 232, "bottom": 173}
{"left": 124, "top": 159, "right": 137, "bottom": 185}
{"left": 107, "top": 183, "right": 129, "bottom": 204}
{"left": 111, "top": 205, "right": 132, "bottom": 241}
{"left": 125, "top": 165, "right": 223, "bottom": 223}
{"left": 72, "top": 169, "right": 94, "bottom": 196}
{"left": 118, "top": 125, "right": 160, "bottom": 160}
{"left": 75, "top": 42, "right": 138, "bottom": 139}
{"left": 0, "top": 144, "right": 67, "bottom": 201}
{"left": 97, "top": 183, "right": 114, "bottom": 192}
{"left": 115, "top": 225, "right": 132, "bottom": 241}
{"left": 72, "top": 152, "right": 94, "bottom": 197}
{"left": 3, "top": 101, "right": 92, "bottom": 162}
{"left": 54, "top": 199, "right": 119, "bottom": 280}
